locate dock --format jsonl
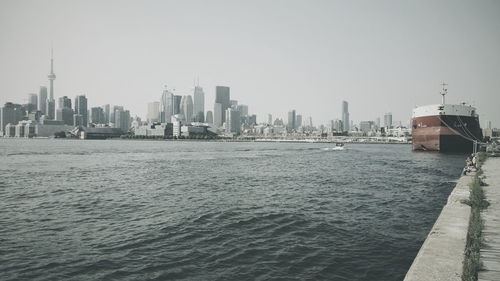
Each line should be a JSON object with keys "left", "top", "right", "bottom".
{"left": 479, "top": 157, "right": 500, "bottom": 280}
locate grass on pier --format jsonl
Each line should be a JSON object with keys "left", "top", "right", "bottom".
{"left": 462, "top": 153, "right": 489, "bottom": 281}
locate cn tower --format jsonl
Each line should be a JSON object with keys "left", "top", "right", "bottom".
{"left": 48, "top": 48, "right": 56, "bottom": 100}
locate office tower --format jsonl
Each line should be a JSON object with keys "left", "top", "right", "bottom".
{"left": 74, "top": 95, "right": 88, "bottom": 127}
{"left": 46, "top": 48, "right": 56, "bottom": 120}
{"left": 115, "top": 109, "right": 130, "bottom": 131}
{"left": 296, "top": 114, "right": 302, "bottom": 129}
{"left": 287, "top": 110, "right": 296, "bottom": 132}
{"left": 0, "top": 102, "right": 24, "bottom": 135}
{"left": 384, "top": 112, "right": 393, "bottom": 128}
{"left": 376, "top": 117, "right": 381, "bottom": 129}
{"left": 342, "top": 101, "right": 349, "bottom": 132}
{"left": 226, "top": 108, "right": 241, "bottom": 134}
{"left": 248, "top": 114, "right": 257, "bottom": 126}
{"left": 486, "top": 120, "right": 492, "bottom": 129}
{"left": 28, "top": 93, "right": 38, "bottom": 109}
{"left": 160, "top": 87, "right": 174, "bottom": 123}
{"left": 236, "top": 105, "right": 248, "bottom": 117}
{"left": 206, "top": 111, "right": 214, "bottom": 124}
{"left": 215, "top": 86, "right": 230, "bottom": 122}
{"left": 147, "top": 101, "right": 160, "bottom": 123}
{"left": 180, "top": 95, "right": 193, "bottom": 123}
{"left": 268, "top": 114, "right": 272, "bottom": 125}
{"left": 307, "top": 116, "right": 313, "bottom": 127}
{"left": 103, "top": 104, "right": 110, "bottom": 124}
{"left": 172, "top": 95, "right": 180, "bottom": 115}
{"left": 214, "top": 103, "right": 223, "bottom": 127}
{"left": 360, "top": 121, "right": 375, "bottom": 133}
{"left": 58, "top": 96, "right": 72, "bottom": 109}
{"left": 193, "top": 86, "right": 205, "bottom": 122}
{"left": 38, "top": 86, "right": 48, "bottom": 115}
{"left": 91, "top": 107, "right": 105, "bottom": 124}
{"left": 56, "top": 108, "right": 74, "bottom": 125}
{"left": 230, "top": 100, "right": 238, "bottom": 109}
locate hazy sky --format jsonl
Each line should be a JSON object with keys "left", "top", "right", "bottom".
{"left": 1, "top": 0, "right": 499, "bottom": 127}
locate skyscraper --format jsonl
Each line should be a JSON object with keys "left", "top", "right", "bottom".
{"left": 214, "top": 103, "right": 222, "bottom": 127}
{"left": 147, "top": 101, "right": 160, "bottom": 123}
{"left": 74, "top": 95, "right": 88, "bottom": 127}
{"left": 180, "top": 95, "right": 193, "bottom": 123}
{"left": 287, "top": 110, "right": 296, "bottom": 132}
{"left": 226, "top": 108, "right": 241, "bottom": 134}
{"left": 46, "top": 48, "right": 56, "bottom": 120}
{"left": 268, "top": 114, "right": 272, "bottom": 125}
{"left": 342, "top": 101, "right": 349, "bottom": 132}
{"left": 193, "top": 86, "right": 205, "bottom": 122}
{"left": 236, "top": 105, "right": 248, "bottom": 117}
{"left": 38, "top": 86, "right": 48, "bottom": 115}
{"left": 103, "top": 104, "right": 110, "bottom": 124}
{"left": 215, "top": 86, "right": 230, "bottom": 122}
{"left": 28, "top": 94, "right": 38, "bottom": 109}
{"left": 1, "top": 102, "right": 24, "bottom": 135}
{"left": 206, "top": 111, "right": 213, "bottom": 124}
{"left": 57, "top": 96, "right": 73, "bottom": 125}
{"left": 174, "top": 95, "right": 182, "bottom": 115}
{"left": 91, "top": 107, "right": 105, "bottom": 124}
{"left": 58, "top": 96, "right": 72, "bottom": 109}
{"left": 160, "top": 87, "right": 174, "bottom": 123}
{"left": 296, "top": 114, "right": 302, "bottom": 129}
{"left": 384, "top": 112, "right": 393, "bottom": 128}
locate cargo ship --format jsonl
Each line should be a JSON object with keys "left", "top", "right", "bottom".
{"left": 412, "top": 83, "right": 483, "bottom": 152}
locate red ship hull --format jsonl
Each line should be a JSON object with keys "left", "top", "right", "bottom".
{"left": 412, "top": 115, "right": 482, "bottom": 152}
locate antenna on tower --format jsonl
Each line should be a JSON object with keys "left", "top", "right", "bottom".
{"left": 440, "top": 82, "right": 448, "bottom": 105}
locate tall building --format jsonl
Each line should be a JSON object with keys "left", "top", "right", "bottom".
{"left": 46, "top": 48, "right": 56, "bottom": 120}
{"left": 230, "top": 100, "right": 238, "bottom": 109}
{"left": 193, "top": 86, "right": 205, "bottom": 122}
{"left": 38, "top": 86, "right": 48, "bottom": 115}
{"left": 28, "top": 93, "right": 38, "bottom": 110}
{"left": 91, "top": 107, "right": 105, "bottom": 124}
{"left": 180, "top": 95, "right": 193, "bottom": 123}
{"left": 206, "top": 111, "right": 213, "bottom": 124}
{"left": 103, "top": 104, "right": 110, "bottom": 124}
{"left": 74, "top": 95, "right": 88, "bottom": 127}
{"left": 214, "top": 103, "right": 223, "bottom": 127}
{"left": 58, "top": 96, "right": 72, "bottom": 109}
{"left": 384, "top": 112, "right": 393, "bottom": 128}
{"left": 236, "top": 105, "right": 248, "bottom": 117}
{"left": 160, "top": 87, "right": 174, "bottom": 123}
{"left": 1, "top": 102, "right": 24, "bottom": 135}
{"left": 287, "top": 110, "right": 296, "bottom": 132}
{"left": 226, "top": 108, "right": 241, "bottom": 134}
{"left": 147, "top": 101, "right": 160, "bottom": 123}
{"left": 342, "top": 101, "right": 349, "bottom": 132}
{"left": 114, "top": 108, "right": 130, "bottom": 131}
{"left": 268, "top": 114, "right": 272, "bottom": 125}
{"left": 215, "top": 86, "right": 230, "bottom": 122}
{"left": 296, "top": 114, "right": 302, "bottom": 129}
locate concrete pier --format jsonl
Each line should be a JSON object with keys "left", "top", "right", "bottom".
{"left": 478, "top": 157, "right": 500, "bottom": 280}
{"left": 404, "top": 174, "right": 473, "bottom": 281}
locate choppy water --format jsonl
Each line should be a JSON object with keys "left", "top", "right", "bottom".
{"left": 0, "top": 139, "right": 466, "bottom": 281}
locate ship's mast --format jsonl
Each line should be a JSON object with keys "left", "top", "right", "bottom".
{"left": 440, "top": 82, "right": 448, "bottom": 105}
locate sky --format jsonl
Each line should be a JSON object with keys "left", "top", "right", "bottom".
{"left": 1, "top": 0, "right": 499, "bottom": 127}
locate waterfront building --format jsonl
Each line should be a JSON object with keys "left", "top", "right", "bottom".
{"left": 248, "top": 114, "right": 257, "bottom": 126}
{"left": 268, "top": 114, "right": 272, "bottom": 125}
{"left": 134, "top": 123, "right": 173, "bottom": 137}
{"left": 74, "top": 95, "right": 88, "bottom": 127}
{"left": 0, "top": 102, "right": 24, "bottom": 136}
{"left": 214, "top": 103, "right": 223, "bottom": 127}
{"left": 225, "top": 108, "right": 241, "bottom": 134}
{"left": 384, "top": 112, "right": 393, "bottom": 129}
{"left": 342, "top": 101, "right": 349, "bottom": 132}
{"left": 56, "top": 108, "right": 74, "bottom": 125}
{"left": 296, "top": 114, "right": 302, "bottom": 129}
{"left": 206, "top": 111, "right": 214, "bottom": 124}
{"left": 103, "top": 104, "right": 110, "bottom": 124}
{"left": 360, "top": 121, "right": 375, "bottom": 133}
{"left": 287, "top": 110, "right": 296, "bottom": 132}
{"left": 193, "top": 86, "right": 205, "bottom": 122}
{"left": 4, "top": 123, "right": 16, "bottom": 137}
{"left": 114, "top": 108, "right": 130, "bottom": 131}
{"left": 180, "top": 95, "right": 194, "bottom": 124}
{"left": 28, "top": 93, "right": 38, "bottom": 110}
{"left": 38, "top": 86, "right": 48, "bottom": 115}
{"left": 73, "top": 114, "right": 83, "bottom": 127}
{"left": 216, "top": 86, "right": 230, "bottom": 122}
{"left": 171, "top": 115, "right": 182, "bottom": 137}
{"left": 91, "top": 107, "right": 105, "bottom": 124}
{"left": 147, "top": 101, "right": 160, "bottom": 123}
{"left": 160, "top": 87, "right": 174, "bottom": 123}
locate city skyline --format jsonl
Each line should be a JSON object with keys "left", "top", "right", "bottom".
{"left": 1, "top": 0, "right": 500, "bottom": 127}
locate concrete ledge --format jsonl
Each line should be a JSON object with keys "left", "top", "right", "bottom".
{"left": 404, "top": 174, "right": 472, "bottom": 281}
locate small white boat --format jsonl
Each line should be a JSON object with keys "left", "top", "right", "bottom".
{"left": 322, "top": 143, "right": 345, "bottom": 151}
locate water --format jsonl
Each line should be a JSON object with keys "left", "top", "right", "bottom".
{"left": 0, "top": 139, "right": 466, "bottom": 281}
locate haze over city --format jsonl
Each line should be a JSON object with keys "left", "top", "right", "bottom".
{"left": 1, "top": 0, "right": 499, "bottom": 126}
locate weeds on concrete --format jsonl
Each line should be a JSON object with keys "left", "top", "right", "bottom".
{"left": 462, "top": 157, "right": 489, "bottom": 281}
